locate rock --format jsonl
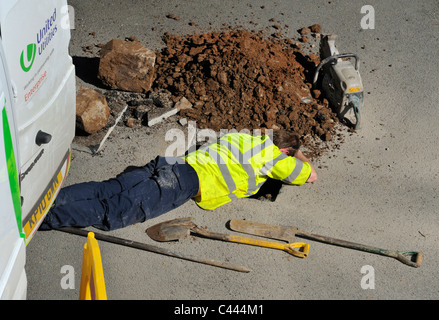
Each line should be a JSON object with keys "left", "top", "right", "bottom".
{"left": 300, "top": 36, "right": 309, "bottom": 43}
{"left": 321, "top": 132, "right": 332, "bottom": 141}
{"left": 299, "top": 27, "right": 311, "bottom": 35}
{"left": 206, "top": 78, "right": 220, "bottom": 91}
{"left": 166, "top": 14, "right": 180, "bottom": 20}
{"left": 76, "top": 87, "right": 110, "bottom": 134}
{"left": 98, "top": 39, "right": 156, "bottom": 93}
{"left": 125, "top": 117, "right": 140, "bottom": 128}
{"left": 175, "top": 97, "right": 193, "bottom": 111}
{"left": 307, "top": 53, "right": 320, "bottom": 66}
{"left": 217, "top": 71, "right": 228, "bottom": 85}
{"left": 312, "top": 89, "right": 321, "bottom": 99}
{"left": 310, "top": 24, "right": 322, "bottom": 33}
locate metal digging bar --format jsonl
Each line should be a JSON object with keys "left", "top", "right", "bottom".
{"left": 56, "top": 227, "right": 251, "bottom": 273}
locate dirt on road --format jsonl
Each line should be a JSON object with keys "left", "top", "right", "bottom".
{"left": 77, "top": 26, "right": 350, "bottom": 159}
{"left": 151, "top": 27, "right": 347, "bottom": 158}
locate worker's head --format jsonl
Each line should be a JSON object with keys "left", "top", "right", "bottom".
{"left": 272, "top": 130, "right": 301, "bottom": 157}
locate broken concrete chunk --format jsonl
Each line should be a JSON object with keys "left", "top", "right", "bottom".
{"left": 133, "top": 103, "right": 153, "bottom": 123}
{"left": 147, "top": 107, "right": 178, "bottom": 126}
{"left": 98, "top": 39, "right": 156, "bottom": 93}
{"left": 149, "top": 89, "right": 174, "bottom": 108}
{"left": 76, "top": 87, "right": 110, "bottom": 134}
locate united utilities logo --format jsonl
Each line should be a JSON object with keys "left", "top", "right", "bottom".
{"left": 20, "top": 8, "right": 58, "bottom": 73}
{"left": 20, "top": 44, "right": 37, "bottom": 73}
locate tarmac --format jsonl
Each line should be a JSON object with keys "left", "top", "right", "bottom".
{"left": 26, "top": 0, "right": 439, "bottom": 302}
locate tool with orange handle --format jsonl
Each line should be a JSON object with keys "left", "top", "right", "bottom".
{"left": 228, "top": 219, "right": 423, "bottom": 268}
{"left": 146, "top": 217, "right": 309, "bottom": 258}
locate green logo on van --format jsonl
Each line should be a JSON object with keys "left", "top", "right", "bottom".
{"left": 20, "top": 43, "right": 37, "bottom": 72}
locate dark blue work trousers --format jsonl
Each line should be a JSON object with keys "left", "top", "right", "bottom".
{"left": 39, "top": 156, "right": 199, "bottom": 231}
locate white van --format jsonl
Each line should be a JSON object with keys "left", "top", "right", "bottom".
{"left": 0, "top": 0, "right": 76, "bottom": 299}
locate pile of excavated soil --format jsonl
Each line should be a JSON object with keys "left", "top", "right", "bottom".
{"left": 152, "top": 28, "right": 343, "bottom": 157}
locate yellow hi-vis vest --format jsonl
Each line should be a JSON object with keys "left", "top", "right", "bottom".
{"left": 183, "top": 133, "right": 311, "bottom": 210}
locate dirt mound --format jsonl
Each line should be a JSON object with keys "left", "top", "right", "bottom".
{"left": 152, "top": 28, "right": 342, "bottom": 155}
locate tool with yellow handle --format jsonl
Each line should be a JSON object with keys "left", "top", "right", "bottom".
{"left": 146, "top": 217, "right": 309, "bottom": 258}
{"left": 193, "top": 225, "right": 309, "bottom": 258}
{"left": 229, "top": 219, "right": 423, "bottom": 268}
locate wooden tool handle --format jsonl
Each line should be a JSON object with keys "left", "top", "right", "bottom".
{"left": 296, "top": 230, "right": 423, "bottom": 268}
{"left": 193, "top": 227, "right": 308, "bottom": 258}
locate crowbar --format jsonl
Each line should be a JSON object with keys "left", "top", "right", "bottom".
{"left": 57, "top": 227, "right": 251, "bottom": 273}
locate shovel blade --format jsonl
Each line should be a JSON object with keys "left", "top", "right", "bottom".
{"left": 146, "top": 217, "right": 195, "bottom": 242}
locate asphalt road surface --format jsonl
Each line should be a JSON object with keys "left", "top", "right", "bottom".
{"left": 26, "top": 0, "right": 438, "bottom": 304}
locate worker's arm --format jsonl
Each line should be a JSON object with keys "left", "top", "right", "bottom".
{"left": 294, "top": 150, "right": 317, "bottom": 183}
{"left": 271, "top": 148, "right": 316, "bottom": 185}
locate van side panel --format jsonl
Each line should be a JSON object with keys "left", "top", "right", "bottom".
{"left": 2, "top": 107, "right": 22, "bottom": 237}
{"left": 0, "top": 59, "right": 26, "bottom": 300}
{"left": 1, "top": 0, "right": 75, "bottom": 243}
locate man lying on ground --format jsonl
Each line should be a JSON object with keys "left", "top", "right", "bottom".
{"left": 40, "top": 130, "right": 317, "bottom": 231}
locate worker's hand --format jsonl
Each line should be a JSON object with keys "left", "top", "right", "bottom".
{"left": 294, "top": 150, "right": 317, "bottom": 183}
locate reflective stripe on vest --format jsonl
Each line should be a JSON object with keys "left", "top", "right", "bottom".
{"left": 199, "top": 135, "right": 274, "bottom": 199}
{"left": 198, "top": 144, "right": 238, "bottom": 200}
{"left": 284, "top": 158, "right": 304, "bottom": 183}
{"left": 260, "top": 151, "right": 304, "bottom": 184}
{"left": 185, "top": 133, "right": 310, "bottom": 210}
